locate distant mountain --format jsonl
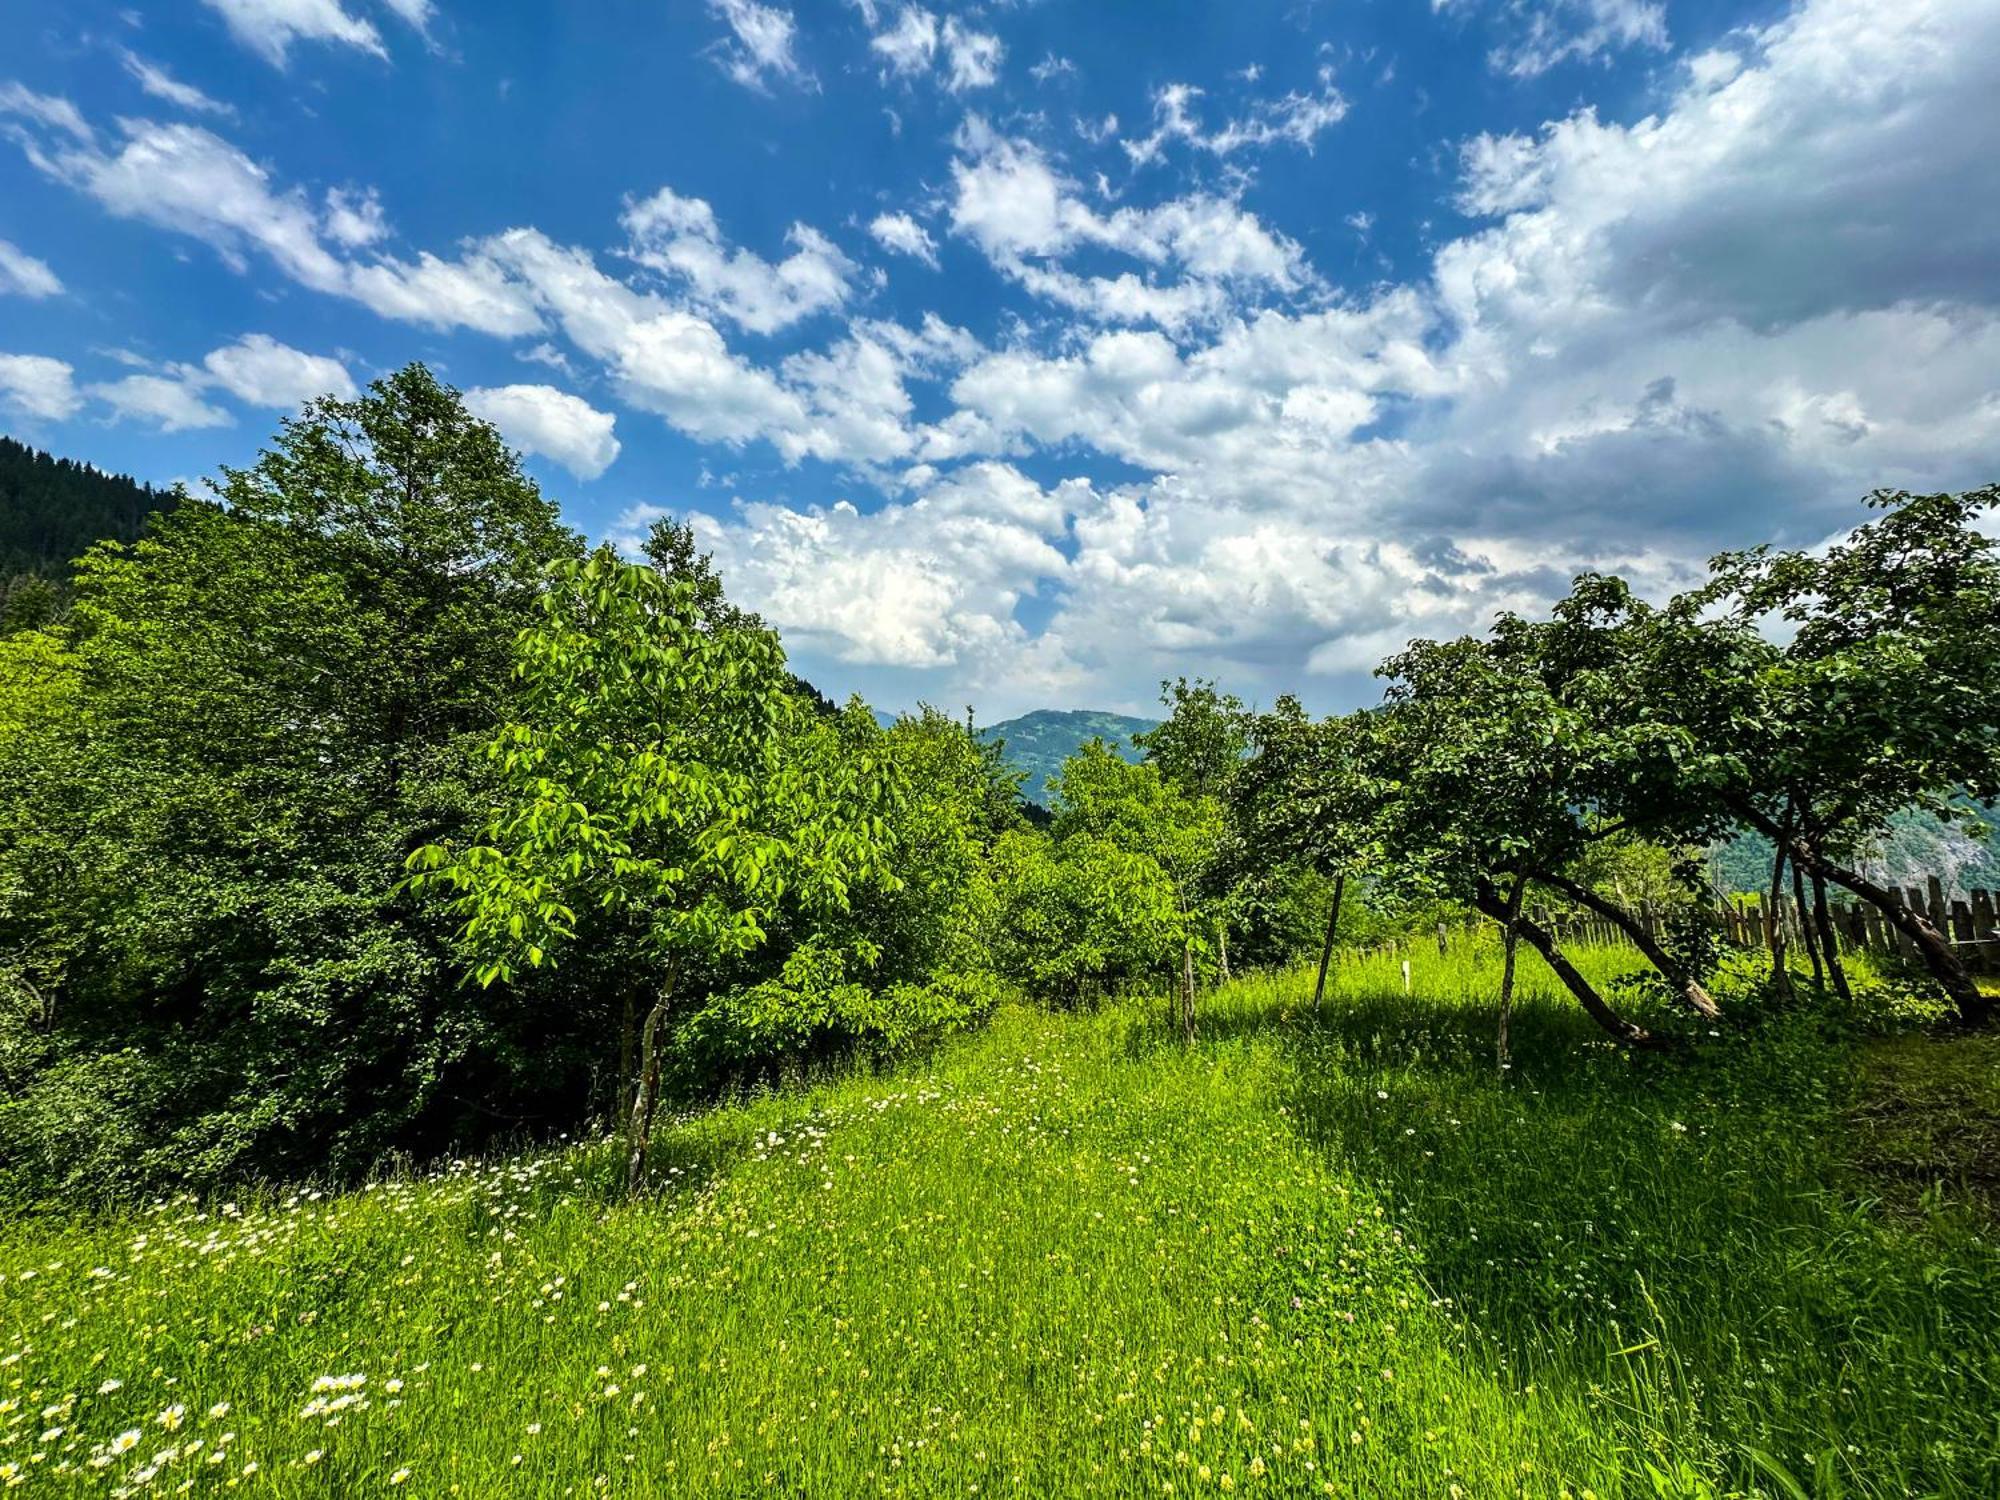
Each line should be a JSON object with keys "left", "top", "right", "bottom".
{"left": 980, "top": 709, "right": 1158, "bottom": 806}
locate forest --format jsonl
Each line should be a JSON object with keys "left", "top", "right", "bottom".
{"left": 1, "top": 367, "right": 1996, "bottom": 1497}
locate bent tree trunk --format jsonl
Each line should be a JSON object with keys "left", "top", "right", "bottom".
{"left": 1312, "top": 871, "right": 1346, "bottom": 1011}
{"left": 1791, "top": 856, "right": 1824, "bottom": 989}
{"left": 625, "top": 962, "right": 681, "bottom": 1196}
{"left": 1473, "top": 882, "right": 1655, "bottom": 1047}
{"left": 1810, "top": 868, "right": 1853, "bottom": 1003}
{"left": 1731, "top": 801, "right": 1985, "bottom": 1023}
{"left": 1530, "top": 869, "right": 1721, "bottom": 1021}
{"left": 1789, "top": 840, "right": 1991, "bottom": 1026}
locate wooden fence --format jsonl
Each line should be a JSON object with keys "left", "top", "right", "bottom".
{"left": 1521, "top": 874, "right": 2000, "bottom": 975}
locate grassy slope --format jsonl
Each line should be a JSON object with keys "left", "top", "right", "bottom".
{"left": 3, "top": 947, "right": 1997, "bottom": 1498}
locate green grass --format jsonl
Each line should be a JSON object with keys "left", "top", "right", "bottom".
{"left": 4, "top": 943, "right": 1997, "bottom": 1498}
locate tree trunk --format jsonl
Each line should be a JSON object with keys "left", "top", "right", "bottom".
{"left": 1496, "top": 874, "right": 1525, "bottom": 1074}
{"left": 1810, "top": 868, "right": 1852, "bottom": 1003}
{"left": 1803, "top": 846, "right": 1991, "bottom": 1024}
{"left": 1179, "top": 942, "right": 1198, "bottom": 1044}
{"left": 1728, "top": 800, "right": 1985, "bottom": 1022}
{"left": 1530, "top": 869, "right": 1721, "bottom": 1020}
{"left": 1473, "top": 882, "right": 1656, "bottom": 1047}
{"left": 1791, "top": 856, "right": 1824, "bottom": 989}
{"left": 618, "top": 991, "right": 638, "bottom": 1123}
{"left": 1767, "top": 841, "right": 1794, "bottom": 1001}
{"left": 1217, "top": 923, "right": 1231, "bottom": 985}
{"left": 624, "top": 965, "right": 679, "bottom": 1197}
{"left": 1312, "top": 872, "right": 1345, "bottom": 1011}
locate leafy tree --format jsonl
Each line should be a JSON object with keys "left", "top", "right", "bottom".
{"left": 990, "top": 827, "right": 1181, "bottom": 1004}
{"left": 0, "top": 366, "right": 583, "bottom": 1193}
{"left": 410, "top": 552, "right": 899, "bottom": 1194}
{"left": 1237, "top": 699, "right": 1384, "bottom": 1008}
{"left": 1053, "top": 741, "right": 1226, "bottom": 1040}
{"left": 1604, "top": 488, "right": 2000, "bottom": 1021}
{"left": 1371, "top": 637, "right": 1659, "bottom": 1049}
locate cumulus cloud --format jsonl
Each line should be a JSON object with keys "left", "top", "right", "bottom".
{"left": 706, "top": 0, "right": 808, "bottom": 90}
{"left": 868, "top": 211, "right": 938, "bottom": 267}
{"left": 323, "top": 185, "right": 389, "bottom": 248}
{"left": 948, "top": 122, "right": 1314, "bottom": 330}
{"left": 0, "top": 240, "right": 63, "bottom": 298}
{"left": 657, "top": 461, "right": 1078, "bottom": 671}
{"left": 196, "top": 333, "right": 357, "bottom": 408}
{"left": 622, "top": 188, "right": 855, "bottom": 334}
{"left": 0, "top": 106, "right": 544, "bottom": 338}
{"left": 0, "top": 354, "right": 81, "bottom": 423}
{"left": 464, "top": 383, "right": 622, "bottom": 480}
{"left": 863, "top": 7, "right": 1001, "bottom": 91}
{"left": 89, "top": 372, "right": 233, "bottom": 431}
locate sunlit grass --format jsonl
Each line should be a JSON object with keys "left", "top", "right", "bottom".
{"left": 4, "top": 942, "right": 1995, "bottom": 1497}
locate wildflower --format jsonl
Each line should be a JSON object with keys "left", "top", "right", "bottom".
{"left": 391, "top": 1467, "right": 412, "bottom": 1484}
{"left": 306, "top": 1451, "right": 323, "bottom": 1465}
{"left": 98, "top": 1380, "right": 124, "bottom": 1396}
{"left": 112, "top": 1430, "right": 142, "bottom": 1455}
{"left": 207, "top": 1403, "right": 230, "bottom": 1420}
{"left": 158, "top": 1404, "right": 186, "bottom": 1430}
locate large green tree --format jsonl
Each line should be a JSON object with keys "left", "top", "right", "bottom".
{"left": 410, "top": 552, "right": 899, "bottom": 1194}
{"left": 0, "top": 365, "right": 583, "bottom": 1193}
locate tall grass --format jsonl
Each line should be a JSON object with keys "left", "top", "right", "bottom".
{"left": 3, "top": 943, "right": 1994, "bottom": 1497}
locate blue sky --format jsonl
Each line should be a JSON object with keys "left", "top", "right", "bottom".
{"left": 2, "top": 0, "right": 1996, "bottom": 718}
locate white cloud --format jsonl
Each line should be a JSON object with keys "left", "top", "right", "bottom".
{"left": 0, "top": 354, "right": 81, "bottom": 422}
{"left": 464, "top": 383, "right": 622, "bottom": 480}
{"left": 868, "top": 211, "right": 938, "bottom": 267}
{"left": 0, "top": 240, "right": 63, "bottom": 299}
{"left": 662, "top": 462, "right": 1078, "bottom": 671}
{"left": 947, "top": 123, "right": 1313, "bottom": 330}
{"left": 323, "top": 185, "right": 389, "bottom": 247}
{"left": 1123, "top": 72, "right": 1350, "bottom": 168}
{"left": 706, "top": 0, "right": 807, "bottom": 90}
{"left": 0, "top": 83, "right": 92, "bottom": 142}
{"left": 941, "top": 19, "right": 1004, "bottom": 93}
{"left": 344, "top": 250, "right": 544, "bottom": 336}
{"left": 862, "top": 7, "right": 1000, "bottom": 91}
{"left": 1436, "top": 0, "right": 1669, "bottom": 78}
{"left": 0, "top": 107, "right": 544, "bottom": 338}
{"left": 196, "top": 333, "right": 356, "bottom": 408}
{"left": 869, "top": 6, "right": 938, "bottom": 75}
{"left": 200, "top": 0, "right": 386, "bottom": 66}
{"left": 622, "top": 188, "right": 855, "bottom": 334}
{"left": 89, "top": 373, "right": 233, "bottom": 431}
{"left": 119, "top": 51, "right": 235, "bottom": 117}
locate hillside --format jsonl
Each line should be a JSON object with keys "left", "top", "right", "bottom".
{"left": 981, "top": 708, "right": 1158, "bottom": 805}
{"left": 0, "top": 436, "right": 176, "bottom": 629}
{"left": 6, "top": 949, "right": 1993, "bottom": 1496}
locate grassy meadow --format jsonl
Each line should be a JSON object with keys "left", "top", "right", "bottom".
{"left": 3, "top": 943, "right": 1997, "bottom": 1498}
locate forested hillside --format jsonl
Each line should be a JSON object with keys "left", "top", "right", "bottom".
{"left": 0, "top": 435, "right": 175, "bottom": 630}
{"left": 981, "top": 708, "right": 1157, "bottom": 804}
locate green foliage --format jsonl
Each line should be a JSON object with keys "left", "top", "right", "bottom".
{"left": 0, "top": 366, "right": 585, "bottom": 1195}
